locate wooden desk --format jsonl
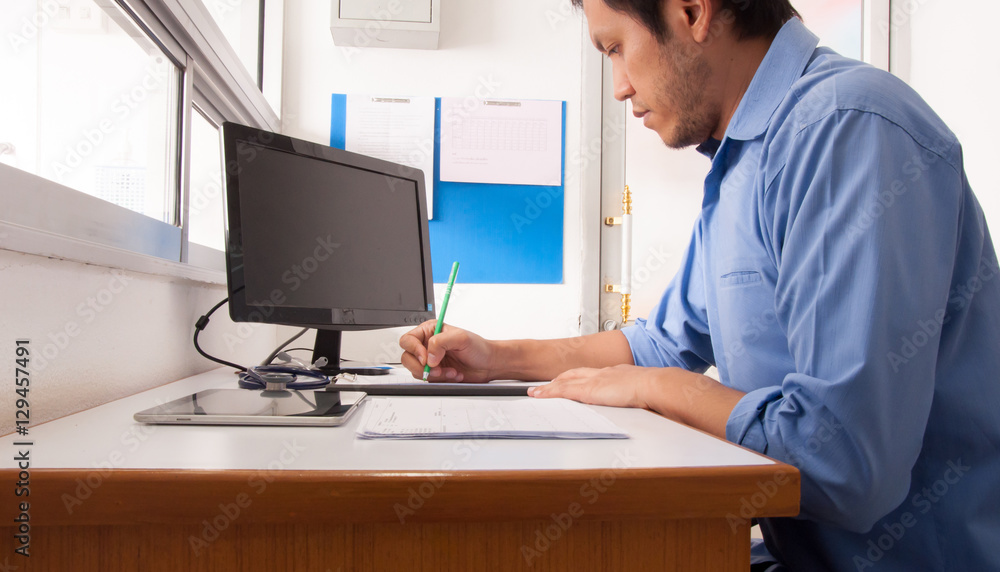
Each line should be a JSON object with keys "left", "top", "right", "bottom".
{"left": 1, "top": 370, "right": 798, "bottom": 571}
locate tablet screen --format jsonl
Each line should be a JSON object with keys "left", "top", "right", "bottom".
{"left": 134, "top": 389, "right": 366, "bottom": 426}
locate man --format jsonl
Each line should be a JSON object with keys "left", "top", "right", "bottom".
{"left": 400, "top": 0, "right": 1000, "bottom": 569}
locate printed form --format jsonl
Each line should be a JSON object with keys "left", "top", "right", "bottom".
{"left": 439, "top": 98, "right": 562, "bottom": 187}
{"left": 345, "top": 94, "right": 436, "bottom": 218}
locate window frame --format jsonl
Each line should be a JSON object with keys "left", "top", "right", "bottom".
{"left": 863, "top": 0, "right": 891, "bottom": 71}
{"left": 0, "top": 0, "right": 282, "bottom": 284}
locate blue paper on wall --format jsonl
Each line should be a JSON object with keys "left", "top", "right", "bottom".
{"left": 331, "top": 94, "right": 564, "bottom": 284}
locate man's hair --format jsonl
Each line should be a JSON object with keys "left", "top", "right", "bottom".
{"left": 571, "top": 0, "right": 799, "bottom": 41}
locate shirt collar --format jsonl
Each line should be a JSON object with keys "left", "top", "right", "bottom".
{"left": 723, "top": 18, "right": 819, "bottom": 142}
{"left": 696, "top": 138, "right": 721, "bottom": 158}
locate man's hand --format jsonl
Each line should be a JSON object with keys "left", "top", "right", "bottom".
{"left": 400, "top": 325, "right": 637, "bottom": 385}
{"left": 527, "top": 365, "right": 654, "bottom": 409}
{"left": 399, "top": 320, "right": 496, "bottom": 382}
{"left": 529, "top": 365, "right": 746, "bottom": 439}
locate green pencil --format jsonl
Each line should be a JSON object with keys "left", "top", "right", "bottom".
{"left": 424, "top": 261, "right": 460, "bottom": 381}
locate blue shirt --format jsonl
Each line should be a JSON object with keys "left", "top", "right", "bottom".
{"left": 622, "top": 18, "right": 1000, "bottom": 571}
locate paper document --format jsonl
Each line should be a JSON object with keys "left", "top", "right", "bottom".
{"left": 439, "top": 98, "right": 562, "bottom": 187}
{"left": 355, "top": 397, "right": 629, "bottom": 440}
{"left": 345, "top": 94, "right": 436, "bottom": 218}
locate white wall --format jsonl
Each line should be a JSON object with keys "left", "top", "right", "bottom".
{"left": 0, "top": 248, "right": 279, "bottom": 434}
{"left": 281, "top": 0, "right": 591, "bottom": 358}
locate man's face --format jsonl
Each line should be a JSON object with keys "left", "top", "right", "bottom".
{"left": 583, "top": 0, "right": 719, "bottom": 149}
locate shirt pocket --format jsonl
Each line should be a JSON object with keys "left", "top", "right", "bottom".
{"left": 713, "top": 263, "right": 789, "bottom": 390}
{"left": 720, "top": 270, "right": 762, "bottom": 288}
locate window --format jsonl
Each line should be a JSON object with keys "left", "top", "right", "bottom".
{"left": 203, "top": 0, "right": 262, "bottom": 86}
{"left": 188, "top": 107, "right": 225, "bottom": 252}
{"left": 2, "top": 0, "right": 181, "bottom": 224}
{"left": 198, "top": 0, "right": 284, "bottom": 116}
{"left": 0, "top": 0, "right": 282, "bottom": 280}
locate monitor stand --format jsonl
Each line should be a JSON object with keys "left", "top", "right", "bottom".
{"left": 311, "top": 330, "right": 390, "bottom": 376}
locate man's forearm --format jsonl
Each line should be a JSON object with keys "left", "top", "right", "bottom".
{"left": 640, "top": 369, "right": 746, "bottom": 439}
{"left": 492, "top": 330, "right": 634, "bottom": 381}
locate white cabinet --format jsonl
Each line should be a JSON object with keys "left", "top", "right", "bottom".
{"left": 331, "top": 0, "right": 440, "bottom": 50}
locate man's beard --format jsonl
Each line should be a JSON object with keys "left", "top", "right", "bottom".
{"left": 656, "top": 40, "right": 717, "bottom": 149}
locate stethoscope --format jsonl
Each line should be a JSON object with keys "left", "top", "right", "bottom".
{"left": 237, "top": 354, "right": 331, "bottom": 391}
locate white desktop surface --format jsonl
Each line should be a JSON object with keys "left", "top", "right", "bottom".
{"left": 2, "top": 368, "right": 771, "bottom": 472}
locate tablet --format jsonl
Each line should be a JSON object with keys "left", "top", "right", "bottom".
{"left": 133, "top": 388, "right": 366, "bottom": 427}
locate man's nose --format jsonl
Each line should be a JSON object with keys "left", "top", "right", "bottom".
{"left": 612, "top": 63, "right": 635, "bottom": 101}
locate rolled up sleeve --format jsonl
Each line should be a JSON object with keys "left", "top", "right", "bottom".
{"left": 622, "top": 221, "right": 715, "bottom": 373}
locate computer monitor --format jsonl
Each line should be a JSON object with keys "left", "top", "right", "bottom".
{"left": 221, "top": 122, "right": 435, "bottom": 374}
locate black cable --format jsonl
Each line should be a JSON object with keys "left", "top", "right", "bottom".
{"left": 193, "top": 296, "right": 247, "bottom": 371}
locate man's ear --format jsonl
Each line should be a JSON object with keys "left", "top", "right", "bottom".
{"left": 670, "top": 0, "right": 715, "bottom": 43}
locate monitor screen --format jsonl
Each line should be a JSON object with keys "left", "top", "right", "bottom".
{"left": 221, "top": 122, "right": 435, "bottom": 371}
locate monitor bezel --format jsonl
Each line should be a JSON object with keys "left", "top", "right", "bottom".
{"left": 221, "top": 121, "right": 435, "bottom": 331}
